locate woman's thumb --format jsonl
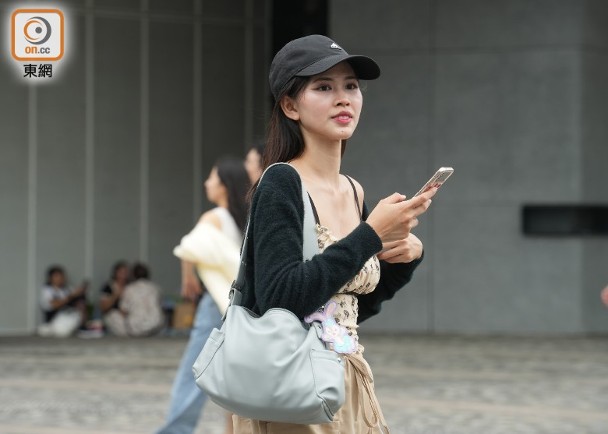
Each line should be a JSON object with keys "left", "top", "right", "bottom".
{"left": 383, "top": 192, "right": 406, "bottom": 204}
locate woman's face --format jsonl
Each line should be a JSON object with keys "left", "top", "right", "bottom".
{"left": 285, "top": 61, "right": 362, "bottom": 145}
{"left": 50, "top": 271, "right": 65, "bottom": 288}
{"left": 115, "top": 266, "right": 129, "bottom": 283}
{"left": 204, "top": 167, "right": 226, "bottom": 205}
{"left": 244, "top": 149, "right": 262, "bottom": 183}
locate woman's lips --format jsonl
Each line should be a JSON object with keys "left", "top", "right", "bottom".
{"left": 333, "top": 112, "right": 353, "bottom": 124}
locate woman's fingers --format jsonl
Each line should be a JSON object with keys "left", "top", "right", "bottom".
{"left": 181, "top": 279, "right": 202, "bottom": 300}
{"left": 369, "top": 188, "right": 436, "bottom": 243}
{"left": 378, "top": 234, "right": 424, "bottom": 263}
{"left": 378, "top": 244, "right": 409, "bottom": 262}
{"left": 402, "top": 189, "right": 436, "bottom": 212}
{"left": 381, "top": 192, "right": 407, "bottom": 204}
{"left": 377, "top": 247, "right": 398, "bottom": 261}
{"left": 381, "top": 240, "right": 401, "bottom": 249}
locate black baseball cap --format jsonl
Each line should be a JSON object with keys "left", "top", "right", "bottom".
{"left": 269, "top": 34, "right": 381, "bottom": 100}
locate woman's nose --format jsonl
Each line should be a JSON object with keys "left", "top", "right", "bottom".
{"left": 334, "top": 90, "right": 350, "bottom": 106}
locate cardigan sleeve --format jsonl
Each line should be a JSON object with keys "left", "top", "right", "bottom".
{"left": 356, "top": 201, "right": 424, "bottom": 323}
{"left": 244, "top": 164, "right": 383, "bottom": 318}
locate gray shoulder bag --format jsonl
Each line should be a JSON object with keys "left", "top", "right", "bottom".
{"left": 192, "top": 163, "right": 345, "bottom": 424}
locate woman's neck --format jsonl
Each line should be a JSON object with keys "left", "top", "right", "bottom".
{"left": 215, "top": 197, "right": 228, "bottom": 209}
{"left": 291, "top": 139, "right": 343, "bottom": 190}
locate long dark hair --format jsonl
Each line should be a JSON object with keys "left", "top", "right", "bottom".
{"left": 262, "top": 76, "right": 348, "bottom": 173}
{"left": 216, "top": 158, "right": 251, "bottom": 233}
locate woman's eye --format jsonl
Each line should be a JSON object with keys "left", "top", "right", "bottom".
{"left": 346, "top": 82, "right": 359, "bottom": 90}
{"left": 317, "top": 85, "right": 331, "bottom": 91}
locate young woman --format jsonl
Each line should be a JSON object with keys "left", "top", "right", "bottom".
{"left": 232, "top": 35, "right": 436, "bottom": 434}
{"left": 157, "top": 157, "right": 251, "bottom": 434}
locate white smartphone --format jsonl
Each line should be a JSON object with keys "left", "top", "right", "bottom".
{"left": 414, "top": 167, "right": 454, "bottom": 197}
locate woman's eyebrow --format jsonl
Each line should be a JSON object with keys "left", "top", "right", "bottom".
{"left": 311, "top": 75, "right": 358, "bottom": 83}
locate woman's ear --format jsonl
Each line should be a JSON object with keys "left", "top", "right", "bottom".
{"left": 280, "top": 96, "right": 300, "bottom": 121}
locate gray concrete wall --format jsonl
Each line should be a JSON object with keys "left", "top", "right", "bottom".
{"left": 332, "top": 0, "right": 608, "bottom": 334}
{"left": 581, "top": 0, "right": 608, "bottom": 333}
{"left": 0, "top": 0, "right": 268, "bottom": 334}
{"left": 2, "top": 0, "right": 606, "bottom": 336}
{"left": 0, "top": 51, "right": 29, "bottom": 334}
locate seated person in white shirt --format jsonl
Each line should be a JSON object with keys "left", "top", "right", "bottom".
{"left": 38, "top": 265, "right": 88, "bottom": 337}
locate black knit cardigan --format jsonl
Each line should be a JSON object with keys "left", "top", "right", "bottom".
{"left": 239, "top": 164, "right": 423, "bottom": 323}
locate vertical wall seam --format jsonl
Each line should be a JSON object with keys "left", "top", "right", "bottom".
{"left": 140, "top": 0, "right": 150, "bottom": 261}
{"left": 244, "top": 0, "right": 254, "bottom": 148}
{"left": 85, "top": 0, "right": 95, "bottom": 280}
{"left": 26, "top": 87, "right": 38, "bottom": 333}
{"left": 578, "top": 0, "right": 587, "bottom": 332}
{"left": 263, "top": 0, "right": 271, "bottom": 126}
{"left": 427, "top": 0, "right": 438, "bottom": 334}
{"left": 193, "top": 0, "right": 203, "bottom": 221}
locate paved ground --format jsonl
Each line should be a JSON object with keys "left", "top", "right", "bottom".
{"left": 0, "top": 333, "right": 607, "bottom": 434}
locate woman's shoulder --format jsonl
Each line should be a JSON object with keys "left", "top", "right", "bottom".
{"left": 197, "top": 208, "right": 222, "bottom": 229}
{"left": 260, "top": 163, "right": 301, "bottom": 185}
{"left": 342, "top": 174, "right": 365, "bottom": 207}
{"left": 256, "top": 163, "right": 303, "bottom": 198}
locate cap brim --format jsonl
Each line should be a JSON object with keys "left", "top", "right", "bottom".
{"left": 297, "top": 54, "right": 380, "bottom": 80}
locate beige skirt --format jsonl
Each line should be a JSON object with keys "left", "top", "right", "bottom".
{"left": 232, "top": 352, "right": 390, "bottom": 434}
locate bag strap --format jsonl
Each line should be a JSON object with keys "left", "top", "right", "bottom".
{"left": 228, "top": 162, "right": 317, "bottom": 309}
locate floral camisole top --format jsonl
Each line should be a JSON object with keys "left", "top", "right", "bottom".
{"left": 308, "top": 176, "right": 381, "bottom": 354}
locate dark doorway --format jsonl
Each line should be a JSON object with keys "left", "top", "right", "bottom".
{"left": 272, "top": 0, "right": 328, "bottom": 56}
{"left": 522, "top": 205, "right": 608, "bottom": 236}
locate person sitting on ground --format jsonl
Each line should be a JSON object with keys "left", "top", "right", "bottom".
{"left": 99, "top": 260, "right": 130, "bottom": 328}
{"left": 104, "top": 262, "right": 165, "bottom": 337}
{"left": 38, "top": 265, "right": 89, "bottom": 337}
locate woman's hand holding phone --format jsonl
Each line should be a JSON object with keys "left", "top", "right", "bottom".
{"left": 366, "top": 167, "right": 451, "bottom": 262}
{"left": 366, "top": 189, "right": 436, "bottom": 244}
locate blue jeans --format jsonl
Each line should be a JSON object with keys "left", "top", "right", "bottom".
{"left": 156, "top": 294, "right": 222, "bottom": 434}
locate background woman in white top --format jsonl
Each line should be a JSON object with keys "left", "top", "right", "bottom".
{"left": 157, "top": 157, "right": 251, "bottom": 434}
